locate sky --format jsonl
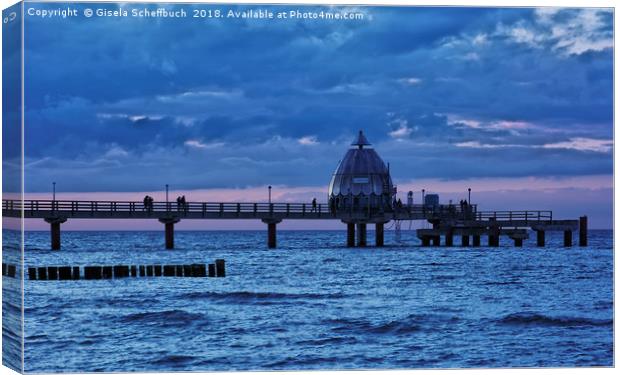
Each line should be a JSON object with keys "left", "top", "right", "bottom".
{"left": 4, "top": 3, "right": 613, "bottom": 229}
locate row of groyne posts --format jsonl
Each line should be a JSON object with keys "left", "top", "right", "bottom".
{"left": 2, "top": 260, "right": 225, "bottom": 280}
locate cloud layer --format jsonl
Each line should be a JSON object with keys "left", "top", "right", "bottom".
{"left": 14, "top": 4, "right": 612, "bottom": 196}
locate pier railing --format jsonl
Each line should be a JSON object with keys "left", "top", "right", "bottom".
{"left": 2, "top": 199, "right": 552, "bottom": 223}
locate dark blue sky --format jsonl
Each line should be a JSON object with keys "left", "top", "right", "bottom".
{"left": 16, "top": 3, "right": 613, "bottom": 194}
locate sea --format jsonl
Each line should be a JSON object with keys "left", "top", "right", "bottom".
{"left": 2, "top": 229, "right": 614, "bottom": 372}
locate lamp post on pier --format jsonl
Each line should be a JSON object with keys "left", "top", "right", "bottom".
{"left": 165, "top": 184, "right": 169, "bottom": 207}
{"left": 468, "top": 188, "right": 471, "bottom": 205}
{"left": 52, "top": 182, "right": 56, "bottom": 201}
{"left": 268, "top": 185, "right": 272, "bottom": 204}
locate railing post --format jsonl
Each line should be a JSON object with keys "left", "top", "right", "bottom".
{"left": 286, "top": 203, "right": 290, "bottom": 216}
{"left": 202, "top": 203, "right": 206, "bottom": 217}
{"left": 254, "top": 203, "right": 257, "bottom": 216}
{"left": 318, "top": 204, "right": 321, "bottom": 217}
{"left": 302, "top": 204, "right": 306, "bottom": 216}
{"left": 219, "top": 203, "right": 223, "bottom": 216}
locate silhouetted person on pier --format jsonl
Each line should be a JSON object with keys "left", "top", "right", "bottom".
{"left": 176, "top": 196, "right": 182, "bottom": 211}
{"left": 143, "top": 196, "right": 149, "bottom": 211}
{"left": 311, "top": 198, "right": 317, "bottom": 212}
{"left": 181, "top": 195, "right": 187, "bottom": 212}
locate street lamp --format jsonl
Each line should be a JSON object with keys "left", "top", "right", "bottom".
{"left": 268, "top": 185, "right": 272, "bottom": 204}
{"left": 468, "top": 188, "right": 471, "bottom": 205}
{"left": 422, "top": 189, "right": 425, "bottom": 204}
{"left": 165, "top": 184, "right": 169, "bottom": 203}
{"left": 52, "top": 182, "right": 56, "bottom": 201}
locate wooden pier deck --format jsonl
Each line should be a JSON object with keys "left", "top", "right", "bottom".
{"left": 2, "top": 199, "right": 585, "bottom": 250}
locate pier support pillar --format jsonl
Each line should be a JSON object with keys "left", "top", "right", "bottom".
{"left": 514, "top": 238, "right": 523, "bottom": 247}
{"left": 563, "top": 230, "right": 572, "bottom": 247}
{"left": 472, "top": 235, "right": 481, "bottom": 247}
{"left": 488, "top": 219, "right": 499, "bottom": 247}
{"left": 346, "top": 223, "right": 355, "bottom": 247}
{"left": 357, "top": 223, "right": 367, "bottom": 247}
{"left": 579, "top": 216, "right": 588, "bottom": 247}
{"left": 421, "top": 236, "right": 430, "bottom": 247}
{"left": 431, "top": 236, "right": 440, "bottom": 247}
{"left": 461, "top": 235, "right": 470, "bottom": 247}
{"left": 375, "top": 223, "right": 384, "bottom": 247}
{"left": 159, "top": 218, "right": 180, "bottom": 249}
{"left": 44, "top": 217, "right": 67, "bottom": 250}
{"left": 262, "top": 219, "right": 282, "bottom": 249}
{"left": 445, "top": 228, "right": 453, "bottom": 247}
{"left": 536, "top": 230, "right": 545, "bottom": 247}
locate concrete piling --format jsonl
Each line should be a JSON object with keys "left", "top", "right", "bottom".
{"left": 375, "top": 223, "right": 384, "bottom": 247}
{"left": 536, "top": 230, "right": 545, "bottom": 247}
{"left": 473, "top": 235, "right": 481, "bottom": 247}
{"left": 208, "top": 264, "right": 216, "bottom": 277}
{"left": 158, "top": 218, "right": 180, "bottom": 249}
{"left": 431, "top": 235, "right": 440, "bottom": 247}
{"left": 421, "top": 236, "right": 430, "bottom": 246}
{"left": 461, "top": 235, "right": 470, "bottom": 247}
{"left": 357, "top": 223, "right": 367, "bottom": 247}
{"left": 579, "top": 216, "right": 588, "bottom": 247}
{"left": 58, "top": 266, "right": 72, "bottom": 280}
{"left": 346, "top": 223, "right": 355, "bottom": 247}
{"left": 564, "top": 230, "right": 572, "bottom": 247}
{"left": 445, "top": 228, "right": 454, "bottom": 247}
{"left": 215, "top": 259, "right": 226, "bottom": 277}
{"left": 44, "top": 217, "right": 67, "bottom": 250}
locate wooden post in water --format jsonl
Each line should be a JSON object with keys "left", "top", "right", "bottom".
{"left": 346, "top": 223, "right": 355, "bottom": 247}
{"left": 488, "top": 218, "right": 499, "bottom": 247}
{"left": 431, "top": 235, "right": 440, "bottom": 247}
{"left": 375, "top": 222, "right": 384, "bottom": 247}
{"left": 563, "top": 230, "right": 572, "bottom": 247}
{"left": 579, "top": 216, "right": 588, "bottom": 247}
{"left": 215, "top": 259, "right": 226, "bottom": 277}
{"left": 357, "top": 223, "right": 367, "bottom": 247}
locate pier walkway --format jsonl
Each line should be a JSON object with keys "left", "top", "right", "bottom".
{"left": 3, "top": 199, "right": 585, "bottom": 250}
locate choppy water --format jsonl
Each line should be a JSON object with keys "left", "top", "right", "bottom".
{"left": 2, "top": 229, "right": 614, "bottom": 372}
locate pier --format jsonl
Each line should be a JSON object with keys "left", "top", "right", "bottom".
{"left": 2, "top": 199, "right": 585, "bottom": 250}
{"left": 2, "top": 131, "right": 588, "bottom": 250}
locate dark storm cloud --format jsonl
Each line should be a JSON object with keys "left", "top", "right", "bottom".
{"left": 19, "top": 3, "right": 613, "bottom": 192}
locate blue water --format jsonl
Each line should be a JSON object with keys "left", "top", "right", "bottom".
{"left": 3, "top": 229, "right": 614, "bottom": 371}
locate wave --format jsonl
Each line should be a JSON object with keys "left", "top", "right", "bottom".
{"left": 181, "top": 291, "right": 348, "bottom": 304}
{"left": 324, "top": 313, "right": 457, "bottom": 335}
{"left": 119, "top": 310, "right": 204, "bottom": 327}
{"left": 497, "top": 312, "right": 612, "bottom": 327}
{"left": 150, "top": 355, "right": 197, "bottom": 366}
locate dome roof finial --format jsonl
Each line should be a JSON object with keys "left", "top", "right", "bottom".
{"left": 351, "top": 130, "right": 371, "bottom": 149}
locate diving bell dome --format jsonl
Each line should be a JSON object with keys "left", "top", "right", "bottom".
{"left": 328, "top": 131, "right": 395, "bottom": 212}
